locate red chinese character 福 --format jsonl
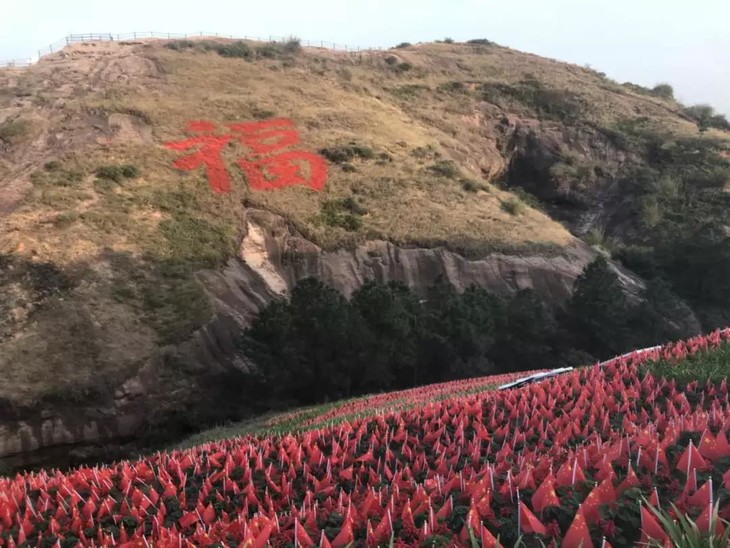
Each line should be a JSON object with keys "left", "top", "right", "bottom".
{"left": 164, "top": 118, "right": 328, "bottom": 194}
{"left": 238, "top": 151, "right": 328, "bottom": 192}
{"left": 164, "top": 121, "right": 234, "bottom": 193}
{"left": 228, "top": 118, "right": 301, "bottom": 155}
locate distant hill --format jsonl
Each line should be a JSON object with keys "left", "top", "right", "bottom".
{"left": 0, "top": 36, "right": 727, "bottom": 469}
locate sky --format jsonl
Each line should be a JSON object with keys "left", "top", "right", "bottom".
{"left": 2, "top": 0, "right": 728, "bottom": 114}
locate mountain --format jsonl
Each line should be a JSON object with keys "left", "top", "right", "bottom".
{"left": 0, "top": 36, "right": 728, "bottom": 470}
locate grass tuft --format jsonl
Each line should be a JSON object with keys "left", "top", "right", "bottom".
{"left": 501, "top": 197, "right": 526, "bottom": 216}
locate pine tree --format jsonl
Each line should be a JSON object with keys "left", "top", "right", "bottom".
{"left": 633, "top": 277, "right": 698, "bottom": 346}
{"left": 350, "top": 280, "right": 423, "bottom": 390}
{"left": 569, "top": 256, "right": 630, "bottom": 357}
{"left": 491, "top": 289, "right": 558, "bottom": 372}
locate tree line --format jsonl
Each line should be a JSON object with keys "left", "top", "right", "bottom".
{"left": 238, "top": 256, "right": 696, "bottom": 406}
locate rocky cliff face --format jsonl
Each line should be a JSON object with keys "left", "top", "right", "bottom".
{"left": 503, "top": 118, "right": 639, "bottom": 236}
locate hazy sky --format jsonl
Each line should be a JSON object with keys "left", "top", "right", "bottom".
{"left": 2, "top": 0, "right": 729, "bottom": 114}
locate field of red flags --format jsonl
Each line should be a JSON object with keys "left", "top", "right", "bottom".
{"left": 264, "top": 369, "right": 549, "bottom": 431}
{"left": 2, "top": 329, "right": 730, "bottom": 547}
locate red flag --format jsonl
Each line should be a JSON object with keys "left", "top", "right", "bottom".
{"left": 649, "top": 488, "right": 660, "bottom": 507}
{"left": 698, "top": 429, "right": 730, "bottom": 462}
{"left": 562, "top": 506, "right": 593, "bottom": 548}
{"left": 617, "top": 466, "right": 640, "bottom": 493}
{"left": 319, "top": 530, "right": 333, "bottom": 548}
{"left": 687, "top": 480, "right": 712, "bottom": 507}
{"left": 640, "top": 505, "right": 667, "bottom": 544}
{"left": 582, "top": 486, "right": 604, "bottom": 525}
{"left": 338, "top": 466, "right": 353, "bottom": 482}
{"left": 178, "top": 511, "right": 199, "bottom": 529}
{"left": 202, "top": 503, "right": 216, "bottom": 525}
{"left": 532, "top": 478, "right": 560, "bottom": 513}
{"left": 295, "top": 519, "right": 316, "bottom": 548}
{"left": 480, "top": 522, "right": 501, "bottom": 548}
{"left": 435, "top": 496, "right": 453, "bottom": 520}
{"left": 373, "top": 511, "right": 392, "bottom": 543}
{"left": 518, "top": 501, "right": 547, "bottom": 536}
{"left": 331, "top": 521, "right": 354, "bottom": 547}
{"left": 676, "top": 441, "right": 709, "bottom": 475}
{"left": 251, "top": 522, "right": 273, "bottom": 548}
{"left": 556, "top": 460, "right": 586, "bottom": 487}
{"left": 695, "top": 503, "right": 724, "bottom": 535}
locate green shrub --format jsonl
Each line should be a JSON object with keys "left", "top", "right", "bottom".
{"left": 390, "top": 84, "right": 430, "bottom": 99}
{"left": 95, "top": 165, "right": 124, "bottom": 182}
{"left": 95, "top": 164, "right": 140, "bottom": 183}
{"left": 376, "top": 152, "right": 393, "bottom": 165}
{"left": 256, "top": 44, "right": 278, "bottom": 58}
{"left": 583, "top": 227, "right": 614, "bottom": 251}
{"left": 482, "top": 79, "right": 584, "bottom": 123}
{"left": 429, "top": 160, "right": 460, "bottom": 179}
{"left": 501, "top": 197, "right": 525, "bottom": 215}
{"left": 710, "top": 114, "right": 730, "bottom": 131}
{"left": 384, "top": 55, "right": 398, "bottom": 66}
{"left": 394, "top": 42, "right": 412, "bottom": 49}
{"left": 651, "top": 83, "right": 674, "bottom": 99}
{"left": 94, "top": 178, "right": 118, "bottom": 193}
{"left": 54, "top": 211, "right": 79, "bottom": 228}
{"left": 437, "top": 81, "right": 466, "bottom": 93}
{"left": 120, "top": 164, "right": 140, "bottom": 179}
{"left": 395, "top": 62, "right": 413, "bottom": 73}
{"left": 319, "top": 144, "right": 374, "bottom": 163}
{"left": 159, "top": 215, "right": 235, "bottom": 266}
{"left": 165, "top": 40, "right": 196, "bottom": 51}
{"left": 443, "top": 37, "right": 455, "bottom": 44}
{"left": 683, "top": 104, "right": 730, "bottom": 132}
{"left": 508, "top": 187, "right": 541, "bottom": 209}
{"left": 44, "top": 160, "right": 61, "bottom": 172}
{"left": 411, "top": 145, "right": 439, "bottom": 160}
{"left": 0, "top": 118, "right": 29, "bottom": 144}
{"left": 461, "top": 179, "right": 485, "bottom": 192}
{"left": 321, "top": 197, "right": 366, "bottom": 231}
{"left": 337, "top": 68, "right": 353, "bottom": 81}
{"left": 251, "top": 107, "right": 276, "bottom": 120}
{"left": 282, "top": 37, "right": 302, "bottom": 54}
{"left": 215, "top": 41, "right": 254, "bottom": 59}
{"left": 467, "top": 38, "right": 493, "bottom": 45}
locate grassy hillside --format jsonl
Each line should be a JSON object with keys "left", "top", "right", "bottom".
{"left": 0, "top": 37, "right": 727, "bottom": 409}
